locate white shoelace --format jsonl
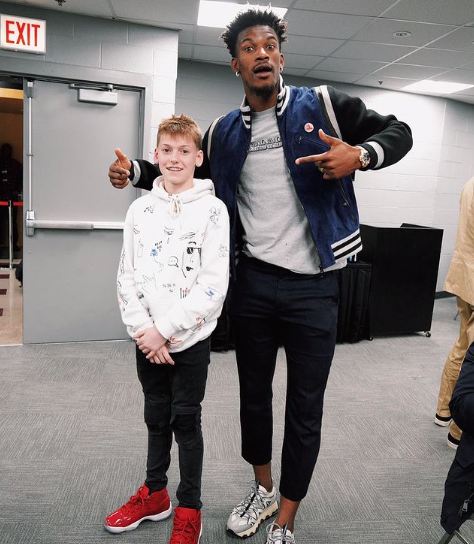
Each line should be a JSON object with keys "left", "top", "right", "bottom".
{"left": 266, "top": 523, "right": 295, "bottom": 543}
{"left": 232, "top": 481, "right": 273, "bottom": 524}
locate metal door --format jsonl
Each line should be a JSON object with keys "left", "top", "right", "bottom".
{"left": 23, "top": 79, "right": 141, "bottom": 343}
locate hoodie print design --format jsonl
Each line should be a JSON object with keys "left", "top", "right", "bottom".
{"left": 117, "top": 176, "right": 230, "bottom": 352}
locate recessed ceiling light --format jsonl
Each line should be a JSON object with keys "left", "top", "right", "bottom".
{"left": 197, "top": 1, "right": 288, "bottom": 28}
{"left": 393, "top": 31, "right": 411, "bottom": 38}
{"left": 401, "top": 80, "right": 474, "bottom": 94}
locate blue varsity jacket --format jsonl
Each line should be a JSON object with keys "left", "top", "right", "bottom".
{"left": 135, "top": 78, "right": 413, "bottom": 272}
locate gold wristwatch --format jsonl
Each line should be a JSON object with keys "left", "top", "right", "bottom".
{"left": 355, "top": 146, "right": 371, "bottom": 169}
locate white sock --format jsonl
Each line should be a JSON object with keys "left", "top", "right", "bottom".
{"left": 258, "top": 484, "right": 275, "bottom": 497}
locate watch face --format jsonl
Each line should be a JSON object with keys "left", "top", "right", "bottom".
{"left": 359, "top": 148, "right": 369, "bottom": 167}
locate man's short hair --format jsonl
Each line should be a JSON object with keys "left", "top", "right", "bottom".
{"left": 221, "top": 8, "right": 288, "bottom": 58}
{"left": 157, "top": 114, "right": 202, "bottom": 150}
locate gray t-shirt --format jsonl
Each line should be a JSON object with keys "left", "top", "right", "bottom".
{"left": 238, "top": 107, "right": 322, "bottom": 274}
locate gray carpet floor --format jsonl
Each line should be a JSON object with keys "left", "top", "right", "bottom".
{"left": 1, "top": 296, "right": 473, "bottom": 544}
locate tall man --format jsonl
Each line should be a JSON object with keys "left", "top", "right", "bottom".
{"left": 108, "top": 9, "right": 413, "bottom": 544}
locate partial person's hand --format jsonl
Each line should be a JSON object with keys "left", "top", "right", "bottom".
{"left": 109, "top": 148, "right": 131, "bottom": 189}
{"left": 150, "top": 345, "right": 175, "bottom": 365}
{"left": 295, "top": 129, "right": 361, "bottom": 180}
{"left": 134, "top": 326, "right": 167, "bottom": 356}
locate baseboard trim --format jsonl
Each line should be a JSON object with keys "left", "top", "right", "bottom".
{"left": 435, "top": 291, "right": 455, "bottom": 300}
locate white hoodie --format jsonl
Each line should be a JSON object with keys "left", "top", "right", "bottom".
{"left": 117, "top": 176, "right": 230, "bottom": 352}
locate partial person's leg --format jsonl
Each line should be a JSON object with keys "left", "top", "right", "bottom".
{"left": 437, "top": 298, "right": 474, "bottom": 439}
{"left": 275, "top": 270, "right": 338, "bottom": 532}
{"left": 229, "top": 256, "right": 282, "bottom": 477}
{"left": 136, "top": 345, "right": 173, "bottom": 493}
{"left": 227, "top": 256, "right": 281, "bottom": 537}
{"left": 449, "top": 301, "right": 474, "bottom": 442}
{"left": 103, "top": 347, "right": 173, "bottom": 534}
{"left": 169, "top": 338, "right": 211, "bottom": 510}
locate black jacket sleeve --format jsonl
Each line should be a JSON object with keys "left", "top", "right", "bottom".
{"left": 450, "top": 341, "right": 474, "bottom": 435}
{"left": 133, "top": 128, "right": 212, "bottom": 192}
{"left": 327, "top": 86, "right": 413, "bottom": 170}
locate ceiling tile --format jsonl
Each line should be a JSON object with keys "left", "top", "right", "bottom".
{"left": 284, "top": 67, "right": 311, "bottom": 77}
{"left": 315, "top": 57, "right": 387, "bottom": 75}
{"left": 283, "top": 35, "right": 344, "bottom": 56}
{"left": 193, "top": 45, "right": 230, "bottom": 64}
{"left": 453, "top": 86, "right": 474, "bottom": 96}
{"left": 432, "top": 70, "right": 474, "bottom": 84}
{"left": 12, "top": 0, "right": 113, "bottom": 17}
{"left": 331, "top": 41, "right": 417, "bottom": 62}
{"left": 355, "top": 75, "right": 418, "bottom": 90}
{"left": 210, "top": 0, "right": 294, "bottom": 5}
{"left": 383, "top": 0, "right": 474, "bottom": 26}
{"left": 195, "top": 26, "right": 225, "bottom": 47}
{"left": 294, "top": 0, "right": 398, "bottom": 17}
{"left": 305, "top": 70, "right": 365, "bottom": 83}
{"left": 111, "top": 0, "right": 199, "bottom": 25}
{"left": 283, "top": 53, "right": 325, "bottom": 70}
{"left": 374, "top": 63, "right": 448, "bottom": 79}
{"left": 285, "top": 10, "right": 372, "bottom": 40}
{"left": 428, "top": 26, "right": 474, "bottom": 52}
{"left": 399, "top": 48, "right": 474, "bottom": 69}
{"left": 352, "top": 19, "right": 456, "bottom": 47}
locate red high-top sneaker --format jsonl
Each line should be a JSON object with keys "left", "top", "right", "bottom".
{"left": 169, "top": 507, "right": 202, "bottom": 544}
{"left": 104, "top": 483, "right": 172, "bottom": 533}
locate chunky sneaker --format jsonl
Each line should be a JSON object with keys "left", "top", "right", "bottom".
{"left": 447, "top": 432, "right": 460, "bottom": 450}
{"left": 227, "top": 481, "right": 278, "bottom": 538}
{"left": 104, "top": 483, "right": 172, "bottom": 533}
{"left": 169, "top": 507, "right": 202, "bottom": 544}
{"left": 266, "top": 523, "right": 296, "bottom": 543}
{"left": 435, "top": 413, "right": 452, "bottom": 427}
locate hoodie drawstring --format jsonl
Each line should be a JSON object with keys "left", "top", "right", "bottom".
{"left": 169, "top": 194, "right": 182, "bottom": 217}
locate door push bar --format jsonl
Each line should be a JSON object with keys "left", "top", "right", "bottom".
{"left": 25, "top": 210, "right": 123, "bottom": 236}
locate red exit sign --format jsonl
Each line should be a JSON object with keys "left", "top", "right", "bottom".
{"left": 1, "top": 14, "right": 46, "bottom": 54}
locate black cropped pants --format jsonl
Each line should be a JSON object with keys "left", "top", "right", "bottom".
{"left": 229, "top": 255, "right": 338, "bottom": 502}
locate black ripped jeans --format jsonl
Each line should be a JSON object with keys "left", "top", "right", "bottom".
{"left": 136, "top": 338, "right": 210, "bottom": 510}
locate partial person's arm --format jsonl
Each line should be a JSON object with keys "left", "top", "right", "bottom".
{"left": 450, "top": 342, "right": 474, "bottom": 435}
{"left": 154, "top": 199, "right": 230, "bottom": 343}
{"left": 117, "top": 205, "right": 162, "bottom": 335}
{"left": 327, "top": 85, "right": 413, "bottom": 169}
{"left": 117, "top": 204, "right": 171, "bottom": 361}
{"left": 296, "top": 86, "right": 413, "bottom": 180}
{"left": 108, "top": 129, "right": 212, "bottom": 191}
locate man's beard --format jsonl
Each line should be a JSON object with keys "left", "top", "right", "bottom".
{"left": 248, "top": 80, "right": 278, "bottom": 99}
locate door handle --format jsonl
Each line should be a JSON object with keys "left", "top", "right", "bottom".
{"left": 25, "top": 211, "right": 124, "bottom": 235}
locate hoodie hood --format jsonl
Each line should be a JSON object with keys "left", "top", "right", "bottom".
{"left": 151, "top": 176, "right": 215, "bottom": 217}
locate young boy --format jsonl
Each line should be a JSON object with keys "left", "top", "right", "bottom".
{"left": 105, "top": 114, "right": 230, "bottom": 544}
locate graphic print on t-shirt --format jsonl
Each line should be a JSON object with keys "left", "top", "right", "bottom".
{"left": 248, "top": 135, "right": 282, "bottom": 153}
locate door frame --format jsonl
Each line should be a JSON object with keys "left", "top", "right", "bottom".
{"left": 0, "top": 63, "right": 150, "bottom": 344}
